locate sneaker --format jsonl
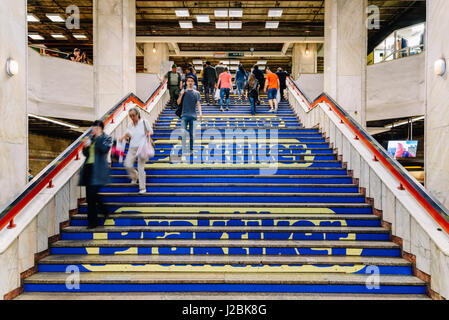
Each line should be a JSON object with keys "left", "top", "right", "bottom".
{"left": 220, "top": 107, "right": 225, "bottom": 112}
{"left": 139, "top": 189, "right": 146, "bottom": 194}
{"left": 131, "top": 178, "right": 137, "bottom": 184}
{"left": 225, "top": 107, "right": 229, "bottom": 111}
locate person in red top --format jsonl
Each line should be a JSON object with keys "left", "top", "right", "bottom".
{"left": 216, "top": 67, "right": 232, "bottom": 112}
{"left": 264, "top": 67, "right": 280, "bottom": 112}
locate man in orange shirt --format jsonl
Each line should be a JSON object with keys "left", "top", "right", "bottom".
{"left": 264, "top": 67, "right": 280, "bottom": 112}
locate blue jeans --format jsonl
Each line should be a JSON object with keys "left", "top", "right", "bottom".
{"left": 236, "top": 81, "right": 245, "bottom": 99}
{"left": 249, "top": 96, "right": 256, "bottom": 115}
{"left": 181, "top": 115, "right": 196, "bottom": 152}
{"left": 220, "top": 88, "right": 230, "bottom": 108}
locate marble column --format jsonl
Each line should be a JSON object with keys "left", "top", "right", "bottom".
{"left": 324, "top": 0, "right": 367, "bottom": 126}
{"left": 0, "top": 0, "right": 28, "bottom": 207}
{"left": 425, "top": 0, "right": 449, "bottom": 209}
{"left": 143, "top": 43, "right": 169, "bottom": 77}
{"left": 93, "top": 0, "right": 136, "bottom": 118}
{"left": 291, "top": 43, "right": 318, "bottom": 80}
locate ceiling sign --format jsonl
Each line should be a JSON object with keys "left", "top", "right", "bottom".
{"left": 228, "top": 52, "right": 244, "bottom": 57}
{"left": 213, "top": 52, "right": 227, "bottom": 58}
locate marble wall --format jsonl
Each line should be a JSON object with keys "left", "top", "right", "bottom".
{"left": 291, "top": 43, "right": 318, "bottom": 79}
{"left": 0, "top": 0, "right": 28, "bottom": 208}
{"left": 425, "top": 0, "right": 449, "bottom": 209}
{"left": 367, "top": 54, "right": 425, "bottom": 121}
{"left": 143, "top": 43, "right": 169, "bottom": 77}
{"left": 93, "top": 0, "right": 136, "bottom": 118}
{"left": 324, "top": 0, "right": 367, "bottom": 126}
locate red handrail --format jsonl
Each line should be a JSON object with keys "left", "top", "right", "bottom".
{"left": 287, "top": 77, "right": 449, "bottom": 235}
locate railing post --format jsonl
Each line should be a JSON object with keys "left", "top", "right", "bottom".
{"left": 7, "top": 219, "right": 16, "bottom": 229}
{"left": 47, "top": 180, "right": 54, "bottom": 188}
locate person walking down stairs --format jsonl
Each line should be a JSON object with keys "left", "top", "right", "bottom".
{"left": 78, "top": 120, "right": 112, "bottom": 229}
{"left": 177, "top": 76, "right": 203, "bottom": 155}
{"left": 164, "top": 64, "right": 183, "bottom": 109}
{"left": 217, "top": 67, "right": 232, "bottom": 112}
{"left": 119, "top": 108, "right": 153, "bottom": 194}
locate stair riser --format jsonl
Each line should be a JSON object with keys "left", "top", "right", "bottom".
{"left": 70, "top": 218, "right": 380, "bottom": 227}
{"left": 23, "top": 283, "right": 427, "bottom": 294}
{"left": 61, "top": 232, "right": 390, "bottom": 241}
{"left": 98, "top": 196, "right": 366, "bottom": 203}
{"left": 51, "top": 247, "right": 399, "bottom": 257}
{"left": 99, "top": 186, "right": 359, "bottom": 193}
{"left": 78, "top": 207, "right": 374, "bottom": 215}
{"left": 36, "top": 264, "right": 412, "bottom": 275}
{"left": 109, "top": 169, "right": 348, "bottom": 175}
{"left": 109, "top": 177, "right": 354, "bottom": 184}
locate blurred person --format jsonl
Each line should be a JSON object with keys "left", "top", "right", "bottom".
{"left": 79, "top": 120, "right": 112, "bottom": 229}
{"left": 252, "top": 65, "right": 265, "bottom": 105}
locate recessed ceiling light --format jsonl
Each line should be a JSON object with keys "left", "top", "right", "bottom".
{"left": 229, "top": 9, "right": 243, "bottom": 17}
{"left": 195, "top": 65, "right": 203, "bottom": 70}
{"left": 28, "top": 33, "right": 44, "bottom": 40}
{"left": 46, "top": 14, "right": 65, "bottom": 22}
{"left": 268, "top": 8, "right": 283, "bottom": 18}
{"left": 27, "top": 14, "right": 40, "bottom": 22}
{"left": 179, "top": 21, "right": 193, "bottom": 29}
{"left": 230, "top": 60, "right": 240, "bottom": 65}
{"left": 220, "top": 60, "right": 230, "bottom": 65}
{"left": 175, "top": 8, "right": 189, "bottom": 17}
{"left": 215, "top": 21, "right": 228, "bottom": 29}
{"left": 229, "top": 21, "right": 242, "bottom": 29}
{"left": 230, "top": 65, "right": 238, "bottom": 70}
{"left": 196, "top": 15, "right": 210, "bottom": 23}
{"left": 265, "top": 21, "right": 279, "bottom": 29}
{"left": 51, "top": 33, "right": 67, "bottom": 39}
{"left": 73, "top": 34, "right": 88, "bottom": 40}
{"left": 257, "top": 60, "right": 267, "bottom": 65}
{"left": 214, "top": 9, "right": 228, "bottom": 17}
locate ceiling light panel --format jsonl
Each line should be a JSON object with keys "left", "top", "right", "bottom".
{"left": 175, "top": 8, "right": 189, "bottom": 17}
{"left": 28, "top": 33, "right": 44, "bottom": 40}
{"left": 214, "top": 9, "right": 228, "bottom": 17}
{"left": 73, "top": 34, "right": 88, "bottom": 40}
{"left": 265, "top": 21, "right": 279, "bottom": 29}
{"left": 196, "top": 15, "right": 210, "bottom": 23}
{"left": 179, "top": 21, "right": 193, "bottom": 29}
{"left": 229, "top": 21, "right": 242, "bottom": 29}
{"left": 46, "top": 14, "right": 65, "bottom": 22}
{"left": 215, "top": 21, "right": 228, "bottom": 29}
{"left": 27, "top": 14, "right": 40, "bottom": 22}
{"left": 51, "top": 33, "right": 67, "bottom": 39}
{"left": 268, "top": 8, "right": 283, "bottom": 17}
{"left": 229, "top": 9, "right": 243, "bottom": 17}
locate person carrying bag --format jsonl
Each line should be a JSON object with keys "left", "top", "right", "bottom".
{"left": 119, "top": 107, "right": 154, "bottom": 194}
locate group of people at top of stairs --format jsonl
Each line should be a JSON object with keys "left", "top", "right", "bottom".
{"left": 164, "top": 62, "right": 289, "bottom": 115}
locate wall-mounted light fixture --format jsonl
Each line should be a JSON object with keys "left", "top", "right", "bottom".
{"left": 152, "top": 43, "right": 157, "bottom": 54}
{"left": 434, "top": 58, "right": 446, "bottom": 76}
{"left": 6, "top": 58, "right": 19, "bottom": 77}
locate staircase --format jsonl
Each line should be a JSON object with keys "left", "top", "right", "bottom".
{"left": 17, "top": 93, "right": 429, "bottom": 300}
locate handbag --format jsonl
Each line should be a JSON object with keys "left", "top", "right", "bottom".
{"left": 137, "top": 120, "right": 155, "bottom": 160}
{"left": 214, "top": 88, "right": 220, "bottom": 101}
{"left": 176, "top": 91, "right": 185, "bottom": 119}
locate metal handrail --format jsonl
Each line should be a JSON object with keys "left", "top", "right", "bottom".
{"left": 380, "top": 44, "right": 424, "bottom": 63}
{"left": 287, "top": 76, "right": 449, "bottom": 234}
{"left": 0, "top": 80, "right": 167, "bottom": 231}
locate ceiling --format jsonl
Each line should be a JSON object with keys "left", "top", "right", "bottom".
{"left": 27, "top": 0, "right": 426, "bottom": 71}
